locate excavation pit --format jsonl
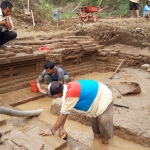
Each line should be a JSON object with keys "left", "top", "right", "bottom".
{"left": 0, "top": 24, "right": 150, "bottom": 149}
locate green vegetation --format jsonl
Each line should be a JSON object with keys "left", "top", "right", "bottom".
{"left": 8, "top": 0, "right": 147, "bottom": 21}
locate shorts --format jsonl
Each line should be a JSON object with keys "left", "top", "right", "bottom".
{"left": 129, "top": 1, "right": 139, "bottom": 10}
{"left": 92, "top": 101, "right": 113, "bottom": 139}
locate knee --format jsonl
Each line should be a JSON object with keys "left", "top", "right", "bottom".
{"left": 8, "top": 31, "right": 17, "bottom": 40}
{"left": 11, "top": 31, "right": 17, "bottom": 39}
{"left": 63, "top": 75, "right": 71, "bottom": 83}
{"left": 43, "top": 74, "right": 51, "bottom": 84}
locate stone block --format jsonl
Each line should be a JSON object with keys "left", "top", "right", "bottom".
{"left": 141, "top": 64, "right": 150, "bottom": 70}
{"left": 96, "top": 56, "right": 107, "bottom": 61}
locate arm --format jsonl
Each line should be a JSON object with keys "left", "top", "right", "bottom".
{"left": 39, "top": 97, "right": 78, "bottom": 136}
{"left": 36, "top": 75, "right": 47, "bottom": 94}
{"left": 51, "top": 113, "right": 68, "bottom": 134}
{"left": 39, "top": 113, "right": 68, "bottom": 136}
{"left": 0, "top": 20, "right": 7, "bottom": 26}
{"left": 5, "top": 16, "right": 13, "bottom": 30}
{"left": 57, "top": 67, "right": 65, "bottom": 83}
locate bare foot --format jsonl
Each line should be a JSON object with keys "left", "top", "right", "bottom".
{"left": 102, "top": 138, "right": 109, "bottom": 144}
{"left": 94, "top": 133, "right": 101, "bottom": 139}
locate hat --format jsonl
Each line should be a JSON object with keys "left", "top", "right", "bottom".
{"left": 44, "top": 61, "right": 54, "bottom": 69}
{"left": 48, "top": 81, "right": 63, "bottom": 96}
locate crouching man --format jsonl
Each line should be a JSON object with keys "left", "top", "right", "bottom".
{"left": 39, "top": 79, "right": 113, "bottom": 144}
{"left": 36, "top": 61, "right": 71, "bottom": 94}
{"left": 0, "top": 1, "right": 17, "bottom": 47}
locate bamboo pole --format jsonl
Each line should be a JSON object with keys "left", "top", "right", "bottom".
{"left": 27, "top": 0, "right": 29, "bottom": 12}
{"left": 98, "top": 0, "right": 103, "bottom": 6}
{"left": 31, "top": 10, "right": 35, "bottom": 26}
{"left": 72, "top": 1, "right": 82, "bottom": 13}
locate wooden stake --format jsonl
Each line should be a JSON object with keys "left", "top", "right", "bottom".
{"left": 98, "top": 0, "right": 103, "bottom": 6}
{"left": 31, "top": 10, "right": 35, "bottom": 26}
{"left": 27, "top": 0, "right": 29, "bottom": 12}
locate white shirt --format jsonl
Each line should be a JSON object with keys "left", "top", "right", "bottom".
{"left": 130, "top": 0, "right": 139, "bottom": 3}
{"left": 0, "top": 8, "right": 14, "bottom": 31}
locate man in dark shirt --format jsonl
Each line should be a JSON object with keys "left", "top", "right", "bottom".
{"left": 36, "top": 61, "right": 70, "bottom": 94}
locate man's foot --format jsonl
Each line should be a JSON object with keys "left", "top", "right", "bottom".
{"left": 137, "top": 16, "right": 141, "bottom": 18}
{"left": 94, "top": 133, "right": 101, "bottom": 139}
{"left": 0, "top": 45, "right": 11, "bottom": 50}
{"left": 102, "top": 138, "right": 109, "bottom": 144}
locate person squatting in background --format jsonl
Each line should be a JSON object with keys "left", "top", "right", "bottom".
{"left": 143, "top": 0, "right": 150, "bottom": 20}
{"left": 0, "top": 1, "right": 17, "bottom": 47}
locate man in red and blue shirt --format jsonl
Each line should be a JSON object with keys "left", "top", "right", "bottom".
{"left": 40, "top": 80, "right": 113, "bottom": 144}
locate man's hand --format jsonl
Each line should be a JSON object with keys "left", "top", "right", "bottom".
{"left": 39, "top": 128, "right": 53, "bottom": 136}
{"left": 39, "top": 89, "right": 47, "bottom": 94}
{"left": 59, "top": 128, "right": 67, "bottom": 139}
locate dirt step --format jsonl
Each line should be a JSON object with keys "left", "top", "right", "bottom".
{"left": 65, "top": 64, "right": 95, "bottom": 72}
{"left": 63, "top": 62, "right": 93, "bottom": 69}
{"left": 0, "top": 72, "right": 39, "bottom": 83}
{"left": 69, "top": 66, "right": 96, "bottom": 77}
{"left": 14, "top": 39, "right": 77, "bottom": 46}
{"left": 64, "top": 35, "right": 92, "bottom": 39}
{"left": 0, "top": 75, "right": 38, "bottom": 89}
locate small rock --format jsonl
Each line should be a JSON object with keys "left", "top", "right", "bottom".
{"left": 24, "top": 25, "right": 28, "bottom": 28}
{"left": 141, "top": 64, "right": 150, "bottom": 70}
{"left": 147, "top": 68, "right": 150, "bottom": 72}
{"left": 117, "top": 95, "right": 121, "bottom": 98}
{"left": 136, "top": 28, "right": 142, "bottom": 32}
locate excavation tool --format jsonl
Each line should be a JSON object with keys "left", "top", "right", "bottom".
{"left": 114, "top": 104, "right": 129, "bottom": 109}
{"left": 108, "top": 59, "right": 126, "bottom": 79}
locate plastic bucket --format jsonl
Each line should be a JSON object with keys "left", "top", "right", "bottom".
{"left": 30, "top": 81, "right": 39, "bottom": 92}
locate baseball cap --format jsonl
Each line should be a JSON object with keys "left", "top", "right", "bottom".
{"left": 48, "top": 81, "right": 63, "bottom": 96}
{"left": 44, "top": 61, "right": 54, "bottom": 69}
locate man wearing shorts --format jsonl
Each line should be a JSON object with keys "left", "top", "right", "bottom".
{"left": 40, "top": 80, "right": 113, "bottom": 144}
{"left": 142, "top": 0, "right": 150, "bottom": 20}
{"left": 129, "top": 0, "right": 140, "bottom": 18}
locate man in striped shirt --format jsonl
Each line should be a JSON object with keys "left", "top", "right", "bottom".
{"left": 40, "top": 80, "right": 113, "bottom": 144}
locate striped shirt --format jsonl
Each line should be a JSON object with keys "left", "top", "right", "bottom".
{"left": 61, "top": 80, "right": 113, "bottom": 117}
